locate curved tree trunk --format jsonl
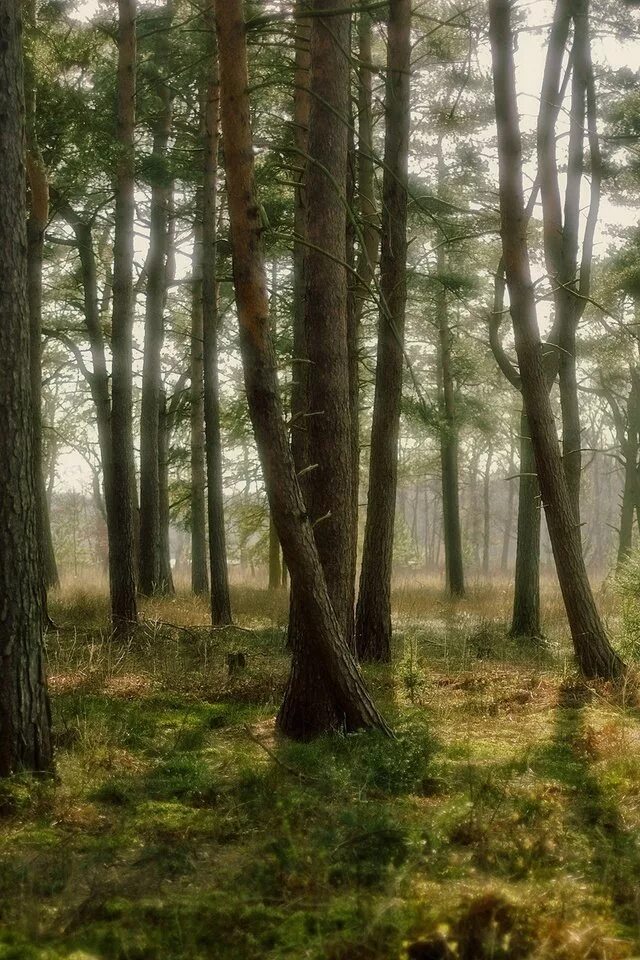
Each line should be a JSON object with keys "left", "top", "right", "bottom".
{"left": 0, "top": 0, "right": 53, "bottom": 775}
{"left": 215, "top": 0, "right": 390, "bottom": 740}
{"left": 110, "top": 0, "right": 138, "bottom": 634}
{"left": 489, "top": 0, "right": 623, "bottom": 680}
{"left": 355, "top": 0, "right": 411, "bottom": 663}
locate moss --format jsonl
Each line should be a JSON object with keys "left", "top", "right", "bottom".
{"left": 3, "top": 586, "right": 640, "bottom": 959}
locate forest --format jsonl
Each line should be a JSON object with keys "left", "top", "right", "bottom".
{"left": 2, "top": 0, "right": 640, "bottom": 955}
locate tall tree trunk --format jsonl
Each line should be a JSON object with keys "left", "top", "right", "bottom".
{"left": 537, "top": 0, "right": 600, "bottom": 523}
{"left": 290, "top": 2, "right": 310, "bottom": 485}
{"left": 438, "top": 273, "right": 465, "bottom": 594}
{"left": 355, "top": 0, "right": 411, "bottom": 663}
{"left": 110, "top": 0, "right": 138, "bottom": 634}
{"left": 482, "top": 446, "right": 493, "bottom": 576}
{"left": 157, "top": 388, "right": 174, "bottom": 592}
{"left": 24, "top": 0, "right": 58, "bottom": 593}
{"left": 0, "top": 0, "right": 53, "bottom": 775}
{"left": 214, "top": 0, "right": 390, "bottom": 740}
{"left": 190, "top": 209, "right": 210, "bottom": 596}
{"left": 280, "top": 0, "right": 356, "bottom": 734}
{"left": 510, "top": 413, "right": 542, "bottom": 637}
{"left": 286, "top": 0, "right": 310, "bottom": 653}
{"left": 489, "top": 0, "right": 623, "bottom": 679}
{"left": 202, "top": 6, "right": 232, "bottom": 624}
{"left": 268, "top": 261, "right": 282, "bottom": 592}
{"left": 139, "top": 35, "right": 173, "bottom": 595}
{"left": 436, "top": 141, "right": 465, "bottom": 595}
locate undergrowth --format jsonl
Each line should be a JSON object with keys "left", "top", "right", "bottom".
{"left": 0, "top": 581, "right": 638, "bottom": 959}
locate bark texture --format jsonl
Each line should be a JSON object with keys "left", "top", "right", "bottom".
{"left": 489, "top": 0, "right": 623, "bottom": 679}
{"left": 25, "top": 0, "right": 58, "bottom": 593}
{"left": 139, "top": 24, "right": 173, "bottom": 595}
{"left": 190, "top": 210, "right": 210, "bottom": 596}
{"left": 355, "top": 0, "right": 411, "bottom": 662}
{"left": 281, "top": 0, "right": 355, "bottom": 733}
{"left": 202, "top": 6, "right": 232, "bottom": 625}
{"left": 215, "top": 0, "right": 390, "bottom": 740}
{"left": 109, "top": 0, "right": 138, "bottom": 633}
{"left": 0, "top": 0, "right": 53, "bottom": 775}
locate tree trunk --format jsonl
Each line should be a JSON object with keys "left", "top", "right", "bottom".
{"left": 158, "top": 388, "right": 174, "bottom": 592}
{"left": 215, "top": 0, "right": 389, "bottom": 740}
{"left": 290, "top": 2, "right": 310, "bottom": 486}
{"left": 510, "top": 413, "right": 542, "bottom": 637}
{"left": 110, "top": 0, "right": 138, "bottom": 634}
{"left": 286, "top": 0, "right": 310, "bottom": 650}
{"left": 202, "top": 7, "right": 232, "bottom": 624}
{"left": 269, "top": 514, "right": 282, "bottom": 590}
{"left": 482, "top": 446, "right": 493, "bottom": 576}
{"left": 190, "top": 210, "right": 210, "bottom": 596}
{"left": 139, "top": 37, "right": 173, "bottom": 595}
{"left": 436, "top": 142, "right": 465, "bottom": 596}
{"left": 24, "top": 0, "right": 59, "bottom": 594}
{"left": 355, "top": 0, "right": 411, "bottom": 663}
{"left": 613, "top": 367, "right": 640, "bottom": 570}
{"left": 489, "top": 0, "right": 623, "bottom": 679}
{"left": 268, "top": 258, "right": 283, "bottom": 593}
{"left": 281, "top": 0, "right": 357, "bottom": 732}
{"left": 0, "top": 0, "right": 53, "bottom": 775}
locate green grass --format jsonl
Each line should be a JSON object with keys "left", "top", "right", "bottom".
{"left": 0, "top": 581, "right": 639, "bottom": 959}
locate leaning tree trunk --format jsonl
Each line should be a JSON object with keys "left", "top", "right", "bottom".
{"left": 0, "top": 0, "right": 53, "bottom": 775}
{"left": 215, "top": 0, "right": 390, "bottom": 740}
{"left": 109, "top": 0, "right": 138, "bottom": 634}
{"left": 202, "top": 4, "right": 232, "bottom": 625}
{"left": 139, "top": 48, "right": 173, "bottom": 595}
{"left": 489, "top": 0, "right": 623, "bottom": 679}
{"left": 280, "top": 0, "right": 357, "bottom": 736}
{"left": 355, "top": 0, "right": 411, "bottom": 663}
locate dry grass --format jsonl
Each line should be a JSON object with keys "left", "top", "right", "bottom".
{"left": 0, "top": 578, "right": 638, "bottom": 959}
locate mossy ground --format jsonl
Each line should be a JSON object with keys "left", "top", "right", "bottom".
{"left": 1, "top": 579, "right": 639, "bottom": 959}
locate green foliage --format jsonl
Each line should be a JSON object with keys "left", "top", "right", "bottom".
{"left": 614, "top": 548, "right": 640, "bottom": 659}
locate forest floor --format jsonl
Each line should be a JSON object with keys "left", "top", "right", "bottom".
{"left": 1, "top": 579, "right": 640, "bottom": 960}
